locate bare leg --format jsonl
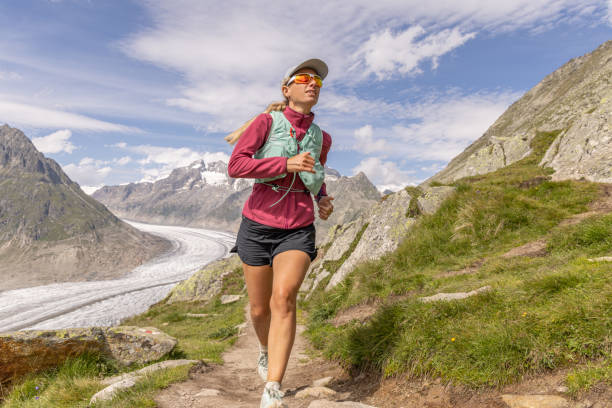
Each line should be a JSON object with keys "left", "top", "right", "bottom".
{"left": 242, "top": 263, "right": 273, "bottom": 347}
{"left": 267, "top": 250, "right": 310, "bottom": 382}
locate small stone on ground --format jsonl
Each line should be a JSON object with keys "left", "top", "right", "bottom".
{"left": 195, "top": 388, "right": 221, "bottom": 397}
{"left": 221, "top": 294, "right": 241, "bottom": 304}
{"left": 296, "top": 386, "right": 337, "bottom": 399}
{"left": 308, "top": 400, "right": 378, "bottom": 408}
{"left": 587, "top": 256, "right": 612, "bottom": 262}
{"left": 419, "top": 286, "right": 491, "bottom": 303}
{"left": 313, "top": 376, "right": 334, "bottom": 387}
{"left": 501, "top": 394, "right": 569, "bottom": 408}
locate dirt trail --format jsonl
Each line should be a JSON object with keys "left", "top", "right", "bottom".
{"left": 154, "top": 306, "right": 349, "bottom": 407}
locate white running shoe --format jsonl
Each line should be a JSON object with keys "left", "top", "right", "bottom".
{"left": 260, "top": 382, "right": 287, "bottom": 408}
{"left": 257, "top": 351, "right": 268, "bottom": 381}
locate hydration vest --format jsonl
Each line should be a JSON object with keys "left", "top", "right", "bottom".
{"left": 254, "top": 110, "right": 325, "bottom": 199}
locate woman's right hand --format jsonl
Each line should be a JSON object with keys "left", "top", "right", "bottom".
{"left": 287, "top": 151, "right": 316, "bottom": 173}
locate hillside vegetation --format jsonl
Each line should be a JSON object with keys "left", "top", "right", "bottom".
{"left": 303, "top": 130, "right": 612, "bottom": 393}
{"left": 0, "top": 267, "right": 246, "bottom": 407}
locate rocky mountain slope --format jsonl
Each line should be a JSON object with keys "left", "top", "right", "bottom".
{"left": 93, "top": 162, "right": 380, "bottom": 241}
{"left": 427, "top": 40, "right": 612, "bottom": 185}
{"left": 0, "top": 124, "right": 170, "bottom": 291}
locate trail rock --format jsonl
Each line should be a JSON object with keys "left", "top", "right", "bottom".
{"left": 308, "top": 400, "right": 377, "bottom": 408}
{"left": 501, "top": 394, "right": 569, "bottom": 408}
{"left": 296, "top": 386, "right": 337, "bottom": 399}
{"left": 100, "top": 359, "right": 199, "bottom": 385}
{"left": 0, "top": 326, "right": 176, "bottom": 384}
{"left": 195, "top": 388, "right": 221, "bottom": 397}
{"left": 92, "top": 359, "right": 198, "bottom": 404}
{"left": 90, "top": 377, "right": 137, "bottom": 404}
{"left": 588, "top": 256, "right": 612, "bottom": 262}
{"left": 312, "top": 376, "right": 334, "bottom": 387}
{"left": 419, "top": 286, "right": 492, "bottom": 303}
{"left": 166, "top": 254, "right": 242, "bottom": 303}
{"left": 221, "top": 294, "right": 242, "bottom": 304}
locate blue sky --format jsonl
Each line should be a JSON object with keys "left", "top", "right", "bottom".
{"left": 1, "top": 0, "right": 611, "bottom": 193}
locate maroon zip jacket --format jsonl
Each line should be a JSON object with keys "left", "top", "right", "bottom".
{"left": 227, "top": 106, "right": 331, "bottom": 229}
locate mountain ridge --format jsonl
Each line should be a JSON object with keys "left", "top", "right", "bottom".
{"left": 0, "top": 124, "right": 171, "bottom": 291}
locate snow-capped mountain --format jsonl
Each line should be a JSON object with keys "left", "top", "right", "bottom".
{"left": 93, "top": 159, "right": 380, "bottom": 238}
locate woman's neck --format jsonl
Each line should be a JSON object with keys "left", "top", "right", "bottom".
{"left": 288, "top": 101, "right": 313, "bottom": 115}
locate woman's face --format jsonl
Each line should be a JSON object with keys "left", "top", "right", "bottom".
{"left": 282, "top": 67, "right": 320, "bottom": 108}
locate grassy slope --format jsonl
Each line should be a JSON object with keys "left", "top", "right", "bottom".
{"left": 303, "top": 130, "right": 612, "bottom": 393}
{"left": 1, "top": 266, "right": 246, "bottom": 407}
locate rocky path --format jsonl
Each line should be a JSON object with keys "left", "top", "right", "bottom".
{"left": 154, "top": 306, "right": 370, "bottom": 407}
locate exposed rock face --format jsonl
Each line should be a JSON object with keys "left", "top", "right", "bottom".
{"left": 427, "top": 40, "right": 612, "bottom": 185}
{"left": 314, "top": 171, "right": 380, "bottom": 244}
{"left": 326, "top": 189, "right": 416, "bottom": 290}
{"left": 303, "top": 185, "right": 453, "bottom": 296}
{"left": 94, "top": 164, "right": 379, "bottom": 241}
{"left": 165, "top": 254, "right": 242, "bottom": 304}
{"left": 0, "top": 124, "right": 170, "bottom": 290}
{"left": 540, "top": 101, "right": 612, "bottom": 183}
{"left": 0, "top": 326, "right": 176, "bottom": 384}
{"left": 417, "top": 186, "right": 456, "bottom": 215}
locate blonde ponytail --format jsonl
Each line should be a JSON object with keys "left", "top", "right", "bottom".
{"left": 224, "top": 101, "right": 287, "bottom": 145}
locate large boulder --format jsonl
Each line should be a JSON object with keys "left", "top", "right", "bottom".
{"left": 165, "top": 254, "right": 242, "bottom": 303}
{"left": 0, "top": 326, "right": 176, "bottom": 384}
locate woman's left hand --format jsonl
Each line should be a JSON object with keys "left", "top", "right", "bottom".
{"left": 317, "top": 196, "right": 334, "bottom": 220}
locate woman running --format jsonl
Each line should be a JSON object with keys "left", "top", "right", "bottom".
{"left": 227, "top": 58, "right": 334, "bottom": 408}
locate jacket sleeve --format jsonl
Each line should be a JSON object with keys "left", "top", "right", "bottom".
{"left": 227, "top": 113, "right": 288, "bottom": 179}
{"left": 315, "top": 131, "right": 332, "bottom": 201}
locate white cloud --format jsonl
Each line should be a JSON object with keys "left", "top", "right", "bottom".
{"left": 32, "top": 129, "right": 76, "bottom": 154}
{"left": 113, "top": 143, "right": 230, "bottom": 182}
{"left": 353, "top": 157, "right": 417, "bottom": 190}
{"left": 355, "top": 26, "right": 476, "bottom": 80}
{"left": 114, "top": 156, "right": 132, "bottom": 166}
{"left": 608, "top": 0, "right": 612, "bottom": 23}
{"left": 0, "top": 100, "right": 141, "bottom": 133}
{"left": 120, "top": 0, "right": 602, "bottom": 131}
{"left": 63, "top": 157, "right": 112, "bottom": 188}
{"left": 353, "top": 125, "right": 388, "bottom": 154}
{"left": 342, "top": 90, "right": 522, "bottom": 162}
{"left": 0, "top": 71, "right": 22, "bottom": 80}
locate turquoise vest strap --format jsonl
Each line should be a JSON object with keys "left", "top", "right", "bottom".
{"left": 254, "top": 111, "right": 325, "bottom": 201}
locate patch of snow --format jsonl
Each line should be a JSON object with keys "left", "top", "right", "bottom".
{"left": 201, "top": 170, "right": 228, "bottom": 186}
{"left": 190, "top": 161, "right": 203, "bottom": 170}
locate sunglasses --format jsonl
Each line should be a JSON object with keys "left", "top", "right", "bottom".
{"left": 286, "top": 73, "right": 323, "bottom": 88}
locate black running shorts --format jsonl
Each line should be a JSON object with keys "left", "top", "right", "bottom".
{"left": 230, "top": 216, "right": 317, "bottom": 266}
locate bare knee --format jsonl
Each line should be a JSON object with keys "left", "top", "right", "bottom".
{"left": 270, "top": 289, "right": 297, "bottom": 317}
{"left": 250, "top": 302, "right": 271, "bottom": 321}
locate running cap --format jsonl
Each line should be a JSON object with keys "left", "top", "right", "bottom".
{"left": 283, "top": 58, "right": 328, "bottom": 82}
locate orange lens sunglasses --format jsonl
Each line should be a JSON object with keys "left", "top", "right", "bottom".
{"left": 287, "top": 73, "right": 323, "bottom": 87}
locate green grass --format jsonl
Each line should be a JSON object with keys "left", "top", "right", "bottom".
{"left": 1, "top": 266, "right": 247, "bottom": 407}
{"left": 303, "top": 129, "right": 611, "bottom": 389}
{"left": 121, "top": 265, "right": 247, "bottom": 362}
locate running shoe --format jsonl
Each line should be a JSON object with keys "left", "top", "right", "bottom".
{"left": 260, "top": 382, "right": 287, "bottom": 408}
{"left": 257, "top": 350, "right": 268, "bottom": 381}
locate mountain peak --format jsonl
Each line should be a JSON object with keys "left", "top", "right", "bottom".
{"left": 0, "top": 124, "right": 70, "bottom": 185}
{"left": 427, "top": 40, "right": 612, "bottom": 185}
